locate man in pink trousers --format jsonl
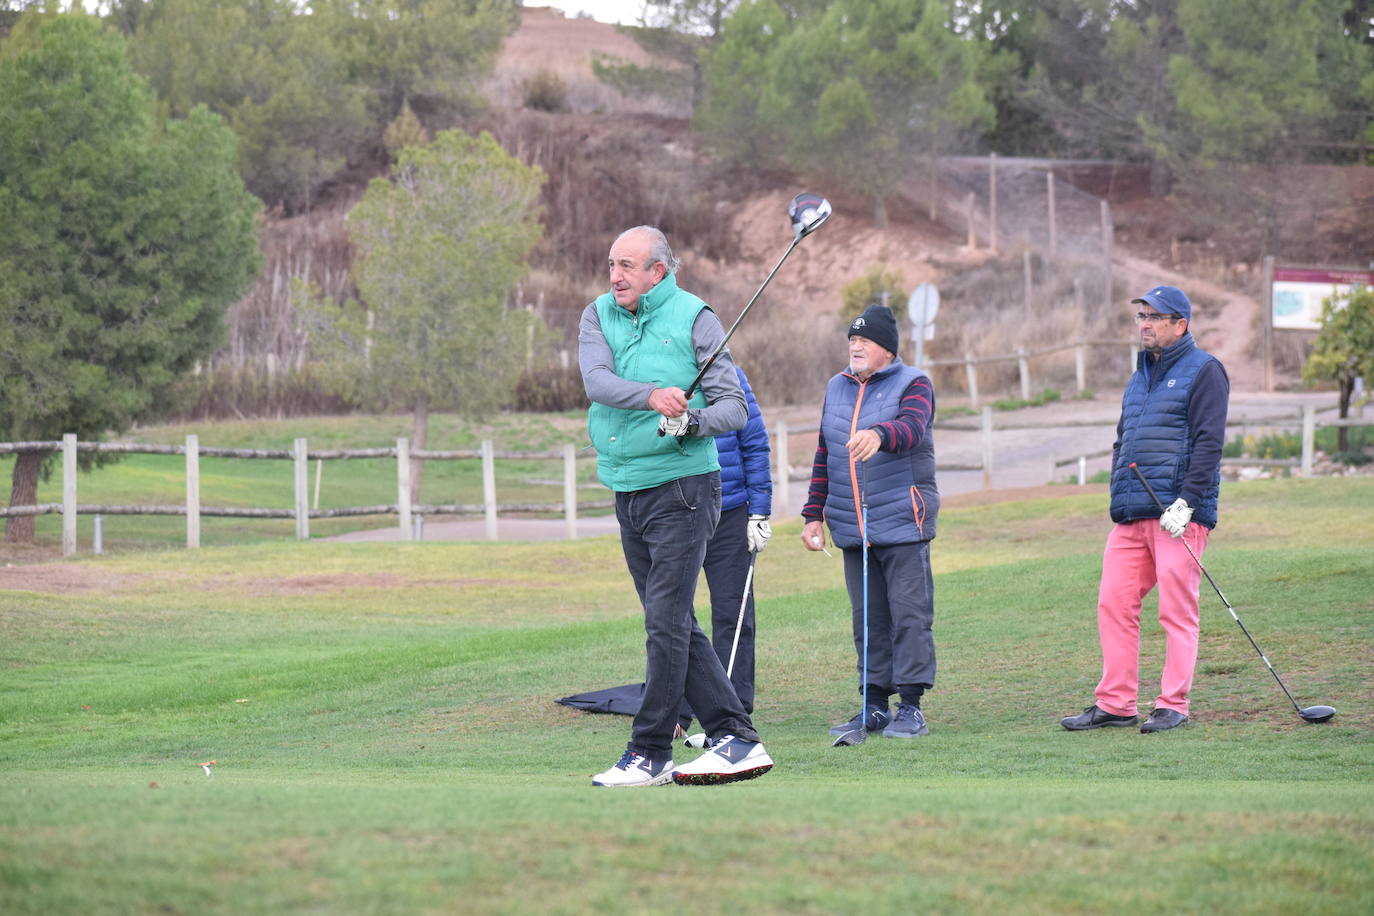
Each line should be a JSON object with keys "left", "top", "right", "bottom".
{"left": 1062, "top": 285, "right": 1229, "bottom": 734}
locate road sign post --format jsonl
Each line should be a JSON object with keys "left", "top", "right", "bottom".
{"left": 907, "top": 282, "right": 940, "bottom": 368}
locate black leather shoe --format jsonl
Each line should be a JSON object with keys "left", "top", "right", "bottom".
{"left": 1140, "top": 708, "right": 1189, "bottom": 733}
{"left": 1061, "top": 704, "right": 1139, "bottom": 731}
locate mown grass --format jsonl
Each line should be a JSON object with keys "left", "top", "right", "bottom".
{"left": 1, "top": 477, "right": 1372, "bottom": 913}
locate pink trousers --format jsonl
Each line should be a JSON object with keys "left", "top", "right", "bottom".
{"left": 1095, "top": 518, "right": 1209, "bottom": 717}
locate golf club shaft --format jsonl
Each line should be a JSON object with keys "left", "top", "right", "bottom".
{"left": 860, "top": 459, "right": 869, "bottom": 727}
{"left": 1128, "top": 463, "right": 1306, "bottom": 714}
{"left": 725, "top": 552, "right": 756, "bottom": 679}
{"left": 683, "top": 236, "right": 801, "bottom": 399}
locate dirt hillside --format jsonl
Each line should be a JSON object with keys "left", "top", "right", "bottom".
{"left": 494, "top": 7, "right": 1368, "bottom": 395}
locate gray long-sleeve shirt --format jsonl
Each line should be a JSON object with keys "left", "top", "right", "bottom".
{"left": 578, "top": 300, "right": 746, "bottom": 438}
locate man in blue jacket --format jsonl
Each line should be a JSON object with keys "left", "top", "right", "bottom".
{"left": 1062, "top": 285, "right": 1229, "bottom": 734}
{"left": 580, "top": 225, "right": 773, "bottom": 786}
{"left": 679, "top": 366, "right": 772, "bottom": 746}
{"left": 801, "top": 303, "right": 940, "bottom": 739}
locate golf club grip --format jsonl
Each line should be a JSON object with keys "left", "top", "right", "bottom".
{"left": 1127, "top": 462, "right": 1168, "bottom": 514}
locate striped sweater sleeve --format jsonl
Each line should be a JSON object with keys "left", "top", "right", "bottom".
{"left": 874, "top": 377, "right": 934, "bottom": 453}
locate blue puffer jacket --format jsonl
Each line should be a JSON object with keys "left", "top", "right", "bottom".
{"left": 821, "top": 360, "right": 939, "bottom": 548}
{"left": 716, "top": 367, "right": 772, "bottom": 515}
{"left": 1110, "top": 333, "right": 1222, "bottom": 529}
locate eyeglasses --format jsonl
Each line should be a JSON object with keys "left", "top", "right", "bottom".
{"left": 1136, "top": 312, "right": 1178, "bottom": 324}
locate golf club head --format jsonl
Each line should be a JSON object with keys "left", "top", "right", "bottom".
{"left": 1299, "top": 705, "right": 1336, "bottom": 723}
{"left": 789, "top": 192, "right": 832, "bottom": 239}
{"left": 831, "top": 727, "right": 866, "bottom": 747}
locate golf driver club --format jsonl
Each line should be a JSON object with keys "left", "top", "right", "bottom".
{"left": 1129, "top": 463, "right": 1336, "bottom": 724}
{"left": 660, "top": 193, "right": 831, "bottom": 439}
{"left": 833, "top": 459, "right": 871, "bottom": 747}
{"left": 725, "top": 551, "right": 756, "bottom": 680}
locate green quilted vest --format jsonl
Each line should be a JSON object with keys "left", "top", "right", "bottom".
{"left": 587, "top": 274, "right": 719, "bottom": 492}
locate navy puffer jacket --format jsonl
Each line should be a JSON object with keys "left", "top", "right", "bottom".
{"left": 716, "top": 367, "right": 772, "bottom": 515}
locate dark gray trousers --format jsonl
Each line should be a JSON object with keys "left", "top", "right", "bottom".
{"left": 842, "top": 540, "right": 937, "bottom": 700}
{"left": 616, "top": 472, "right": 758, "bottom": 758}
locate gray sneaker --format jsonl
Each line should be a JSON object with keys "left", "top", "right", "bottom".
{"left": 882, "top": 703, "right": 929, "bottom": 738}
{"left": 828, "top": 705, "right": 891, "bottom": 736}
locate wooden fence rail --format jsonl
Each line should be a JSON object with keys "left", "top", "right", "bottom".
{"left": 4, "top": 400, "right": 1364, "bottom": 555}
{"left": 1047, "top": 405, "right": 1368, "bottom": 484}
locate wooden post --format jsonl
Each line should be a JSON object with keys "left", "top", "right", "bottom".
{"left": 1129, "top": 344, "right": 1138, "bottom": 378}
{"left": 397, "top": 438, "right": 412, "bottom": 540}
{"left": 313, "top": 459, "right": 323, "bottom": 511}
{"left": 563, "top": 442, "right": 577, "bottom": 540}
{"left": 965, "top": 192, "right": 976, "bottom": 250}
{"left": 980, "top": 407, "right": 994, "bottom": 490}
{"left": 294, "top": 437, "right": 308, "bottom": 540}
{"left": 1262, "top": 255, "right": 1275, "bottom": 393}
{"left": 482, "top": 439, "right": 497, "bottom": 541}
{"left": 1100, "top": 199, "right": 1113, "bottom": 310}
{"left": 1300, "top": 405, "right": 1315, "bottom": 476}
{"left": 1078, "top": 455, "right": 1087, "bottom": 486}
{"left": 1075, "top": 342, "right": 1087, "bottom": 395}
{"left": 775, "top": 420, "right": 790, "bottom": 518}
{"left": 186, "top": 434, "right": 200, "bottom": 549}
{"left": 988, "top": 153, "right": 999, "bottom": 253}
{"left": 63, "top": 433, "right": 77, "bottom": 557}
{"left": 1023, "top": 249, "right": 1033, "bottom": 311}
{"left": 1046, "top": 169, "right": 1057, "bottom": 256}
{"left": 965, "top": 351, "right": 979, "bottom": 410}
{"left": 93, "top": 515, "right": 103, "bottom": 555}
{"left": 1017, "top": 347, "right": 1031, "bottom": 401}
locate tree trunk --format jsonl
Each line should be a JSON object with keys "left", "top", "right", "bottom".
{"left": 1338, "top": 378, "right": 1353, "bottom": 454}
{"left": 410, "top": 394, "right": 429, "bottom": 504}
{"left": 5, "top": 449, "right": 49, "bottom": 543}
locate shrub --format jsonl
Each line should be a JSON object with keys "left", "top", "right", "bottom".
{"left": 522, "top": 69, "right": 569, "bottom": 113}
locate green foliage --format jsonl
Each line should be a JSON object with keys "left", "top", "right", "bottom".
{"left": 993, "top": 388, "right": 1062, "bottom": 410}
{"left": 1223, "top": 425, "right": 1372, "bottom": 464}
{"left": 521, "top": 68, "right": 569, "bottom": 113}
{"left": 382, "top": 100, "right": 429, "bottom": 162}
{"left": 310, "top": 130, "right": 546, "bottom": 422}
{"left": 839, "top": 265, "right": 907, "bottom": 324}
{"left": 0, "top": 12, "right": 261, "bottom": 444}
{"left": 694, "top": 0, "right": 792, "bottom": 164}
{"left": 702, "top": 0, "right": 993, "bottom": 211}
{"left": 122, "top": 0, "right": 518, "bottom": 212}
{"left": 1303, "top": 284, "right": 1374, "bottom": 452}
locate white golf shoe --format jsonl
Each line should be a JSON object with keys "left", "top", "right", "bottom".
{"left": 591, "top": 749, "right": 674, "bottom": 788}
{"left": 671, "top": 735, "right": 773, "bottom": 786}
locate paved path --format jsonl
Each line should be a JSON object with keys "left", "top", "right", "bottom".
{"left": 327, "top": 390, "right": 1335, "bottom": 543}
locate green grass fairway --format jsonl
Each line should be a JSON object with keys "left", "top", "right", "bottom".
{"left": 2, "top": 477, "right": 1372, "bottom": 913}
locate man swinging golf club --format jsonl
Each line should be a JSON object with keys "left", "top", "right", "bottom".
{"left": 1061, "top": 285, "right": 1229, "bottom": 734}
{"left": 580, "top": 225, "right": 773, "bottom": 787}
{"left": 802, "top": 303, "right": 941, "bottom": 741}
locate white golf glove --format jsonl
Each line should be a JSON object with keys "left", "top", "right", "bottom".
{"left": 1160, "top": 498, "right": 1193, "bottom": 538}
{"left": 657, "top": 412, "right": 694, "bottom": 439}
{"left": 747, "top": 514, "right": 771, "bottom": 552}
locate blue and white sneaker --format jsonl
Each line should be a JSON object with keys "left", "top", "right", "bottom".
{"left": 671, "top": 735, "right": 773, "bottom": 786}
{"left": 592, "top": 748, "right": 674, "bottom": 787}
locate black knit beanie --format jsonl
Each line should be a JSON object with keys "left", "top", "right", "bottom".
{"left": 847, "top": 303, "right": 900, "bottom": 356}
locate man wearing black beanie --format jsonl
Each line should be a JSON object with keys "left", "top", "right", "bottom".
{"left": 801, "top": 302, "right": 941, "bottom": 740}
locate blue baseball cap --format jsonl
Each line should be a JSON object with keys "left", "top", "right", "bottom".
{"left": 1133, "top": 285, "right": 1191, "bottom": 321}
